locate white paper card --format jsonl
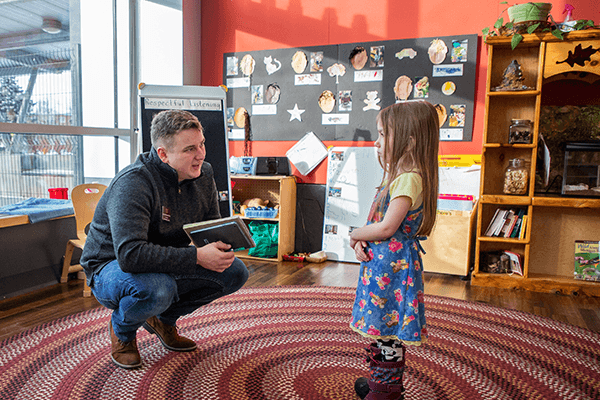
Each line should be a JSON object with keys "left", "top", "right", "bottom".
{"left": 432, "top": 64, "right": 464, "bottom": 77}
{"left": 228, "top": 129, "right": 245, "bottom": 140}
{"left": 322, "top": 114, "right": 350, "bottom": 125}
{"left": 354, "top": 70, "right": 383, "bottom": 82}
{"left": 226, "top": 77, "right": 250, "bottom": 88}
{"left": 285, "top": 131, "right": 328, "bottom": 176}
{"left": 295, "top": 74, "right": 322, "bottom": 85}
{"left": 440, "top": 128, "right": 464, "bottom": 140}
{"left": 252, "top": 104, "right": 277, "bottom": 115}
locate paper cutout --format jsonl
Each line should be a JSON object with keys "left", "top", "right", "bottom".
{"left": 291, "top": 51, "right": 308, "bottom": 74}
{"left": 240, "top": 54, "right": 255, "bottom": 76}
{"left": 395, "top": 48, "right": 417, "bottom": 60}
{"left": 264, "top": 56, "right": 281, "bottom": 75}
{"left": 442, "top": 81, "right": 456, "bottom": 95}
{"left": 287, "top": 104, "right": 305, "bottom": 122}
{"left": 428, "top": 39, "right": 448, "bottom": 64}
{"left": 363, "top": 91, "right": 381, "bottom": 111}
{"left": 327, "top": 63, "right": 346, "bottom": 84}
{"left": 349, "top": 46, "right": 368, "bottom": 70}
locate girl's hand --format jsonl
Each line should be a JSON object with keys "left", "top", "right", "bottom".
{"left": 352, "top": 240, "right": 370, "bottom": 262}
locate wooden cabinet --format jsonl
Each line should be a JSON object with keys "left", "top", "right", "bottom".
{"left": 230, "top": 174, "right": 296, "bottom": 261}
{"left": 473, "top": 30, "right": 600, "bottom": 297}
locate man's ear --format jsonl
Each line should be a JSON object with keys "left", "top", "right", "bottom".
{"left": 156, "top": 146, "right": 169, "bottom": 163}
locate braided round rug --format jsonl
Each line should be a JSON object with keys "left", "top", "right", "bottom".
{"left": 1, "top": 286, "right": 599, "bottom": 400}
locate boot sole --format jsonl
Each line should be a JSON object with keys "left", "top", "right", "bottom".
{"left": 143, "top": 322, "right": 197, "bottom": 352}
{"left": 111, "top": 354, "right": 142, "bottom": 369}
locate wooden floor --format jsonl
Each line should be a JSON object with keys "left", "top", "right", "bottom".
{"left": 1, "top": 259, "right": 600, "bottom": 342}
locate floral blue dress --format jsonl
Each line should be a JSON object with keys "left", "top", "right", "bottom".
{"left": 349, "top": 178, "right": 427, "bottom": 346}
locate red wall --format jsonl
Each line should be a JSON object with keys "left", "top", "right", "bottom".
{"left": 185, "top": 0, "right": 599, "bottom": 184}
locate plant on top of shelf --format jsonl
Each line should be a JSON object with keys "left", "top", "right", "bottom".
{"left": 482, "top": 2, "right": 596, "bottom": 50}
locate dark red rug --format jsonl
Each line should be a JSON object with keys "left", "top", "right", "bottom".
{"left": 1, "top": 286, "right": 599, "bottom": 399}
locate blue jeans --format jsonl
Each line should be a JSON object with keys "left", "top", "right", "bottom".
{"left": 91, "top": 258, "right": 249, "bottom": 342}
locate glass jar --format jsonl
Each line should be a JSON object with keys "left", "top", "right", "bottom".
{"left": 508, "top": 119, "right": 532, "bottom": 144}
{"left": 503, "top": 158, "right": 528, "bottom": 195}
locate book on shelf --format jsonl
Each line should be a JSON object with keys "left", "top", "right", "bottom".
{"left": 503, "top": 250, "right": 523, "bottom": 276}
{"left": 484, "top": 209, "right": 508, "bottom": 237}
{"left": 518, "top": 215, "right": 528, "bottom": 240}
{"left": 509, "top": 209, "right": 526, "bottom": 238}
{"left": 183, "top": 216, "right": 256, "bottom": 251}
{"left": 499, "top": 209, "right": 516, "bottom": 237}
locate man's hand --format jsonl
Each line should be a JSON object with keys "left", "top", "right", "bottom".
{"left": 196, "top": 241, "right": 235, "bottom": 272}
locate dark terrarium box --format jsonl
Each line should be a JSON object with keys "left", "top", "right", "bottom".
{"left": 561, "top": 141, "right": 600, "bottom": 197}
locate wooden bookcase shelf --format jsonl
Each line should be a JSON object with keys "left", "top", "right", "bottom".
{"left": 473, "top": 30, "right": 600, "bottom": 297}
{"left": 230, "top": 174, "right": 296, "bottom": 262}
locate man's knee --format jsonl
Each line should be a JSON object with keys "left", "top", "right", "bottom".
{"left": 134, "top": 274, "right": 178, "bottom": 310}
{"left": 228, "top": 258, "right": 249, "bottom": 292}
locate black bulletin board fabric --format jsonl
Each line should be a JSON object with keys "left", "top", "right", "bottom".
{"left": 224, "top": 34, "right": 478, "bottom": 142}
{"left": 140, "top": 93, "right": 231, "bottom": 218}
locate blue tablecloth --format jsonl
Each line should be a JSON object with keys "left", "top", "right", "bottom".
{"left": 0, "top": 198, "right": 74, "bottom": 224}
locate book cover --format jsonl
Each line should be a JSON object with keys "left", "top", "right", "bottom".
{"left": 518, "top": 215, "right": 528, "bottom": 240}
{"left": 183, "top": 216, "right": 256, "bottom": 251}
{"left": 574, "top": 240, "right": 600, "bottom": 281}
{"left": 503, "top": 250, "right": 523, "bottom": 276}
{"left": 499, "top": 209, "right": 516, "bottom": 237}
{"left": 484, "top": 208, "right": 502, "bottom": 237}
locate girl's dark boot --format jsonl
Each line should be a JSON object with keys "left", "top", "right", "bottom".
{"left": 355, "top": 343, "right": 405, "bottom": 400}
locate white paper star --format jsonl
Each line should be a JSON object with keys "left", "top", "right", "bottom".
{"left": 287, "top": 104, "right": 305, "bottom": 122}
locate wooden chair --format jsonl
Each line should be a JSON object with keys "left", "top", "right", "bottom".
{"left": 60, "top": 183, "right": 107, "bottom": 297}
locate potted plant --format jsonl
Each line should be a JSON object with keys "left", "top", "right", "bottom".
{"left": 482, "top": 2, "right": 596, "bottom": 50}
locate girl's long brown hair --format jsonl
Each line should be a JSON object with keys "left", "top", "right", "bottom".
{"left": 376, "top": 101, "right": 439, "bottom": 236}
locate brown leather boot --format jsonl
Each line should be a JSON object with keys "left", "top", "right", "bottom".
{"left": 143, "top": 316, "right": 197, "bottom": 352}
{"left": 110, "top": 321, "right": 142, "bottom": 369}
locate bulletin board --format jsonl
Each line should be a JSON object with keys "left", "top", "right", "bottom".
{"left": 139, "top": 84, "right": 232, "bottom": 218}
{"left": 223, "top": 34, "right": 478, "bottom": 143}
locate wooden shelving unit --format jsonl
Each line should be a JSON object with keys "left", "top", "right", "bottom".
{"left": 473, "top": 30, "right": 600, "bottom": 297}
{"left": 230, "top": 174, "right": 296, "bottom": 262}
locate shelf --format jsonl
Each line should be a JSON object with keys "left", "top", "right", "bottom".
{"left": 479, "top": 195, "right": 531, "bottom": 205}
{"left": 472, "top": 271, "right": 600, "bottom": 296}
{"left": 234, "top": 213, "right": 279, "bottom": 222}
{"left": 487, "top": 90, "right": 540, "bottom": 97}
{"left": 532, "top": 196, "right": 600, "bottom": 208}
{"left": 483, "top": 143, "right": 536, "bottom": 149}
{"left": 475, "top": 30, "right": 600, "bottom": 297}
{"left": 485, "top": 29, "right": 600, "bottom": 46}
{"left": 478, "top": 236, "right": 528, "bottom": 244}
{"left": 231, "top": 175, "right": 296, "bottom": 262}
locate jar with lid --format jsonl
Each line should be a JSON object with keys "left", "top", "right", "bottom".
{"left": 503, "top": 158, "right": 528, "bottom": 195}
{"left": 508, "top": 119, "right": 532, "bottom": 144}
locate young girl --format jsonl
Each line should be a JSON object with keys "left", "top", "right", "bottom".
{"left": 349, "top": 100, "right": 439, "bottom": 400}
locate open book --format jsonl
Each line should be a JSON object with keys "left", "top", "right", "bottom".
{"left": 183, "top": 216, "right": 255, "bottom": 251}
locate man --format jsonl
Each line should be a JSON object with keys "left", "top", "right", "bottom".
{"left": 81, "top": 109, "right": 249, "bottom": 369}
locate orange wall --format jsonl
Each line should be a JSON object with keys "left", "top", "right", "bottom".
{"left": 186, "top": 0, "right": 599, "bottom": 183}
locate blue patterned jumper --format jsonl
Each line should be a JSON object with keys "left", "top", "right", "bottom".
{"left": 349, "top": 180, "right": 427, "bottom": 346}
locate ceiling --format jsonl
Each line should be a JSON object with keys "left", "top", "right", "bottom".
{"left": 0, "top": 0, "right": 71, "bottom": 75}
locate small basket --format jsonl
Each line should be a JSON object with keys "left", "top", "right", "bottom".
{"left": 243, "top": 207, "right": 279, "bottom": 219}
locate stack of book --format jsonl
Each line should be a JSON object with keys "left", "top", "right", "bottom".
{"left": 483, "top": 208, "right": 527, "bottom": 239}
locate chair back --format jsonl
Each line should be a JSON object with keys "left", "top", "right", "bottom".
{"left": 70, "top": 183, "right": 107, "bottom": 241}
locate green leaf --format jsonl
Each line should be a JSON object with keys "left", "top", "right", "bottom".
{"left": 527, "top": 23, "right": 540, "bottom": 34}
{"left": 494, "top": 17, "right": 504, "bottom": 29}
{"left": 552, "top": 29, "right": 564, "bottom": 40}
{"left": 511, "top": 34, "right": 523, "bottom": 50}
{"left": 505, "top": 21, "right": 514, "bottom": 30}
{"left": 482, "top": 27, "right": 490, "bottom": 36}
{"left": 500, "top": 1, "right": 507, "bottom": 4}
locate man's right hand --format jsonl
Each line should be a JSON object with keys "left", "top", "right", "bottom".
{"left": 196, "top": 241, "right": 235, "bottom": 272}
